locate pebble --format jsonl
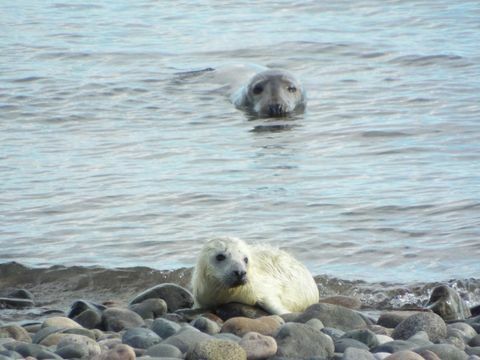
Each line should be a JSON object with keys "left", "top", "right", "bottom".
{"left": 122, "top": 327, "right": 162, "bottom": 349}
{"left": 41, "top": 316, "right": 82, "bottom": 329}
{"left": 151, "top": 318, "right": 181, "bottom": 339}
{"left": 275, "top": 322, "right": 335, "bottom": 359}
{"left": 215, "top": 302, "right": 270, "bottom": 320}
{"left": 221, "top": 315, "right": 284, "bottom": 337}
{"left": 295, "top": 303, "right": 368, "bottom": 331}
{"left": 129, "top": 298, "right": 168, "bottom": 319}
{"left": 384, "top": 350, "right": 424, "bottom": 359}
{"left": 129, "top": 283, "right": 194, "bottom": 312}
{"left": 93, "top": 344, "right": 136, "bottom": 360}
{"left": 102, "top": 307, "right": 145, "bottom": 332}
{"left": 239, "top": 331, "right": 277, "bottom": 359}
{"left": 335, "top": 337, "right": 370, "bottom": 352}
{"left": 377, "top": 311, "right": 423, "bottom": 328}
{"left": 343, "top": 347, "right": 377, "bottom": 360}
{"left": 145, "top": 343, "right": 183, "bottom": 358}
{"left": 0, "top": 325, "right": 31, "bottom": 342}
{"left": 392, "top": 312, "right": 447, "bottom": 342}
{"left": 192, "top": 316, "right": 221, "bottom": 334}
{"left": 415, "top": 343, "right": 469, "bottom": 360}
{"left": 186, "top": 338, "right": 247, "bottom": 360}
{"left": 162, "top": 327, "right": 212, "bottom": 353}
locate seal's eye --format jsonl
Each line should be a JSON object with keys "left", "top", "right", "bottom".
{"left": 252, "top": 84, "right": 264, "bottom": 95}
{"left": 244, "top": 257, "right": 249, "bottom": 264}
{"left": 287, "top": 85, "right": 297, "bottom": 93}
{"left": 216, "top": 254, "right": 226, "bottom": 262}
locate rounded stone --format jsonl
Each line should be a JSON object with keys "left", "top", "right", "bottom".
{"left": 128, "top": 298, "right": 167, "bottom": 319}
{"left": 0, "top": 325, "right": 31, "bottom": 342}
{"left": 343, "top": 347, "right": 376, "bottom": 360}
{"left": 145, "top": 343, "right": 182, "bottom": 358}
{"left": 221, "top": 315, "right": 284, "bottom": 337}
{"left": 192, "top": 316, "right": 221, "bottom": 335}
{"left": 377, "top": 311, "right": 423, "bottom": 329}
{"left": 448, "top": 323, "right": 478, "bottom": 341}
{"left": 42, "top": 316, "right": 82, "bottom": 329}
{"left": 384, "top": 350, "right": 424, "bottom": 360}
{"left": 392, "top": 312, "right": 447, "bottom": 342}
{"left": 335, "top": 338, "right": 369, "bottom": 353}
{"left": 275, "top": 322, "right": 334, "bottom": 359}
{"left": 417, "top": 350, "right": 441, "bottom": 360}
{"left": 151, "top": 318, "right": 181, "bottom": 339}
{"left": 162, "top": 327, "right": 212, "bottom": 353}
{"left": 129, "top": 283, "right": 194, "bottom": 312}
{"left": 57, "top": 334, "right": 102, "bottom": 358}
{"left": 92, "top": 344, "right": 136, "bottom": 360}
{"left": 470, "top": 334, "right": 480, "bottom": 347}
{"left": 239, "top": 331, "right": 277, "bottom": 360}
{"left": 414, "top": 344, "right": 468, "bottom": 360}
{"left": 186, "top": 339, "right": 247, "bottom": 360}
{"left": 122, "top": 327, "right": 161, "bottom": 349}
{"left": 342, "top": 329, "right": 379, "bottom": 348}
{"left": 372, "top": 340, "right": 417, "bottom": 353}
{"left": 55, "top": 343, "right": 88, "bottom": 359}
{"left": 296, "top": 303, "right": 368, "bottom": 331}
{"left": 322, "top": 327, "right": 346, "bottom": 341}
{"left": 102, "top": 307, "right": 145, "bottom": 332}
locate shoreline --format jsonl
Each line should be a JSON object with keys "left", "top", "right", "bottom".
{"left": 2, "top": 261, "right": 480, "bottom": 324}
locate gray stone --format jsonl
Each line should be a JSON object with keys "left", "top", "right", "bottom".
{"left": 335, "top": 338, "right": 369, "bottom": 352}
{"left": 0, "top": 351, "right": 23, "bottom": 359}
{"left": 6, "top": 342, "right": 63, "bottom": 359}
{"left": 129, "top": 298, "right": 168, "bottom": 319}
{"left": 322, "top": 327, "right": 346, "bottom": 341}
{"left": 151, "top": 318, "right": 182, "bottom": 339}
{"left": 130, "top": 283, "right": 194, "bottom": 312}
{"left": 414, "top": 343, "right": 468, "bottom": 360}
{"left": 377, "top": 311, "right": 423, "bottom": 329}
{"left": 392, "top": 312, "right": 447, "bottom": 342}
{"left": 145, "top": 343, "right": 183, "bottom": 358}
{"left": 407, "top": 331, "right": 432, "bottom": 347}
{"left": 342, "top": 329, "right": 379, "bottom": 348}
{"left": 295, "top": 303, "right": 368, "bottom": 331}
{"left": 162, "top": 327, "right": 212, "bottom": 353}
{"left": 426, "top": 285, "right": 471, "bottom": 321}
{"left": 372, "top": 340, "right": 417, "bottom": 353}
{"left": 449, "top": 323, "right": 478, "bottom": 342}
{"left": 192, "top": 316, "right": 221, "bottom": 335}
{"left": 56, "top": 333, "right": 102, "bottom": 358}
{"left": 342, "top": 347, "right": 376, "bottom": 360}
{"left": 275, "top": 322, "right": 335, "bottom": 359}
{"left": 186, "top": 338, "right": 247, "bottom": 360}
{"left": 55, "top": 343, "right": 88, "bottom": 359}
{"left": 122, "top": 327, "right": 162, "bottom": 349}
{"left": 102, "top": 307, "right": 145, "bottom": 331}
{"left": 214, "top": 333, "right": 242, "bottom": 342}
{"left": 0, "top": 325, "right": 31, "bottom": 342}
{"left": 470, "top": 335, "right": 480, "bottom": 347}
{"left": 0, "top": 297, "right": 34, "bottom": 309}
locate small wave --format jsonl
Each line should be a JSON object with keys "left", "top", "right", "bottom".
{"left": 389, "top": 54, "right": 467, "bottom": 67}
{"left": 1, "top": 262, "right": 478, "bottom": 313}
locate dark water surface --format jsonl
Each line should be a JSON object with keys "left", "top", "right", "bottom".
{"left": 1, "top": 1, "right": 480, "bottom": 290}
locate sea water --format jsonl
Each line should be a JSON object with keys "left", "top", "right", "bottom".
{"left": 1, "top": 1, "right": 479, "bottom": 286}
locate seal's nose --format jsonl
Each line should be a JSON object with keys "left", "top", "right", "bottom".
{"left": 233, "top": 270, "right": 247, "bottom": 280}
{"left": 268, "top": 103, "right": 285, "bottom": 116}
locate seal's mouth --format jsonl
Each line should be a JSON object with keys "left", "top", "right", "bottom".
{"left": 229, "top": 277, "right": 248, "bottom": 288}
{"left": 267, "top": 103, "right": 288, "bottom": 116}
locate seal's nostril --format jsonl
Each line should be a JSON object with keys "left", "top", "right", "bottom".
{"left": 268, "top": 104, "right": 284, "bottom": 115}
{"left": 233, "top": 270, "right": 246, "bottom": 279}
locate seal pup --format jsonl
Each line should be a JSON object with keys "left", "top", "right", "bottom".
{"left": 232, "top": 69, "right": 306, "bottom": 117}
{"left": 191, "top": 236, "right": 319, "bottom": 315}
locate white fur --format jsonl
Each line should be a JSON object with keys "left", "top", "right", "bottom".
{"left": 191, "top": 236, "right": 319, "bottom": 315}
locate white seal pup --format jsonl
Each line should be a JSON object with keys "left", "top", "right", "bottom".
{"left": 231, "top": 69, "right": 306, "bottom": 117}
{"left": 191, "top": 236, "right": 319, "bottom": 315}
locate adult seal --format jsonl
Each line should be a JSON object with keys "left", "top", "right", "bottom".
{"left": 232, "top": 69, "right": 306, "bottom": 117}
{"left": 191, "top": 236, "right": 319, "bottom": 315}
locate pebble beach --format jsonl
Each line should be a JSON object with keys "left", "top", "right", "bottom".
{"left": 1, "top": 263, "right": 480, "bottom": 360}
